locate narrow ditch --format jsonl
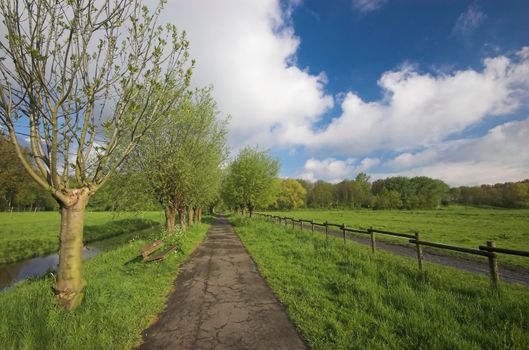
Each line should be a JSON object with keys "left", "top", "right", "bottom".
{"left": 0, "top": 227, "right": 156, "bottom": 291}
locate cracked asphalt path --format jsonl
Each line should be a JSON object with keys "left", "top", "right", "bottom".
{"left": 138, "top": 216, "right": 307, "bottom": 350}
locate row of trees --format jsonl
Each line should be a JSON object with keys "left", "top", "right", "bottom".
{"left": 452, "top": 180, "right": 529, "bottom": 208}
{"left": 114, "top": 87, "right": 228, "bottom": 231}
{"left": 269, "top": 176, "right": 529, "bottom": 210}
{"left": 270, "top": 175, "right": 450, "bottom": 210}
{"left": 0, "top": 0, "right": 219, "bottom": 309}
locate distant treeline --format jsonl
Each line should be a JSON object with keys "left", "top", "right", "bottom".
{"left": 275, "top": 174, "right": 529, "bottom": 210}
{"left": 283, "top": 174, "right": 450, "bottom": 210}
{"left": 2, "top": 132, "right": 528, "bottom": 211}
{"left": 453, "top": 180, "right": 529, "bottom": 208}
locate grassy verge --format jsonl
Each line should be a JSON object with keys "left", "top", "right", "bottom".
{"left": 0, "top": 212, "right": 163, "bottom": 265}
{"left": 232, "top": 216, "right": 529, "bottom": 350}
{"left": 264, "top": 206, "right": 529, "bottom": 268}
{"left": 0, "top": 222, "right": 208, "bottom": 350}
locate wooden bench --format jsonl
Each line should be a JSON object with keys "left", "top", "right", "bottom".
{"left": 140, "top": 240, "right": 163, "bottom": 261}
{"left": 140, "top": 240, "right": 177, "bottom": 262}
{"left": 143, "top": 245, "right": 178, "bottom": 262}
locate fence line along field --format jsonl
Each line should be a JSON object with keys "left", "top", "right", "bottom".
{"left": 232, "top": 216, "right": 529, "bottom": 350}
{"left": 263, "top": 206, "right": 529, "bottom": 268}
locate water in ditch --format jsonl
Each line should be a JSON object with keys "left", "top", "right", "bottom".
{"left": 0, "top": 228, "right": 155, "bottom": 291}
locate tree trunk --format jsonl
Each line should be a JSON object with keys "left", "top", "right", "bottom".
{"left": 178, "top": 206, "right": 187, "bottom": 230}
{"left": 248, "top": 205, "right": 254, "bottom": 217}
{"left": 187, "top": 206, "right": 194, "bottom": 226}
{"left": 198, "top": 207, "right": 202, "bottom": 222}
{"left": 54, "top": 189, "right": 89, "bottom": 310}
{"left": 194, "top": 207, "right": 200, "bottom": 223}
{"left": 164, "top": 206, "right": 177, "bottom": 233}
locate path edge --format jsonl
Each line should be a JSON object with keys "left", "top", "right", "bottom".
{"left": 228, "top": 216, "right": 311, "bottom": 349}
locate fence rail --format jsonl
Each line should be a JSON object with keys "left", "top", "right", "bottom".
{"left": 370, "top": 228, "right": 415, "bottom": 239}
{"left": 409, "top": 239, "right": 492, "bottom": 257}
{"left": 253, "top": 212, "right": 529, "bottom": 289}
{"left": 478, "top": 245, "right": 529, "bottom": 257}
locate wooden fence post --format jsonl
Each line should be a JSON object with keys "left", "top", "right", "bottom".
{"left": 341, "top": 223, "right": 346, "bottom": 244}
{"left": 292, "top": 219, "right": 295, "bottom": 229}
{"left": 325, "top": 221, "right": 328, "bottom": 240}
{"left": 285, "top": 217, "right": 288, "bottom": 227}
{"left": 300, "top": 220, "right": 303, "bottom": 231}
{"left": 487, "top": 240, "right": 500, "bottom": 289}
{"left": 415, "top": 232, "right": 423, "bottom": 272}
{"left": 369, "top": 227, "right": 376, "bottom": 254}
{"left": 311, "top": 220, "right": 314, "bottom": 233}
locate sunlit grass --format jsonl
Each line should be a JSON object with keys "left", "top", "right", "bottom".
{"left": 0, "top": 211, "right": 164, "bottom": 264}
{"left": 0, "top": 222, "right": 208, "bottom": 350}
{"left": 233, "top": 216, "right": 529, "bottom": 350}
{"left": 264, "top": 206, "right": 529, "bottom": 267}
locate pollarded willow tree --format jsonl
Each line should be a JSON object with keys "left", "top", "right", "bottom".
{"left": 221, "top": 147, "right": 280, "bottom": 216}
{"left": 130, "top": 87, "right": 228, "bottom": 232}
{"left": 0, "top": 0, "right": 193, "bottom": 309}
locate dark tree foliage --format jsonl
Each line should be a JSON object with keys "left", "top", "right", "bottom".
{"left": 455, "top": 180, "right": 529, "bottom": 208}
{"left": 307, "top": 180, "right": 334, "bottom": 208}
{"left": 0, "top": 133, "right": 56, "bottom": 211}
{"left": 305, "top": 175, "right": 450, "bottom": 210}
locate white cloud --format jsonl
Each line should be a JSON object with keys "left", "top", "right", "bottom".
{"left": 386, "top": 149, "right": 438, "bottom": 170}
{"left": 358, "top": 157, "right": 380, "bottom": 171}
{"left": 351, "top": 0, "right": 388, "bottom": 13}
{"left": 304, "top": 49, "right": 529, "bottom": 156}
{"left": 377, "top": 117, "right": 529, "bottom": 186}
{"left": 453, "top": 2, "right": 486, "bottom": 35}
{"left": 299, "top": 156, "right": 380, "bottom": 182}
{"left": 157, "top": 2, "right": 527, "bottom": 185}
{"left": 161, "top": 0, "right": 333, "bottom": 151}
{"left": 299, "top": 117, "right": 529, "bottom": 186}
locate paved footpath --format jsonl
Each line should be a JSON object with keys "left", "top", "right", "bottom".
{"left": 139, "top": 216, "right": 307, "bottom": 350}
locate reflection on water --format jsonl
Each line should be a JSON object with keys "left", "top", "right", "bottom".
{"left": 0, "top": 246, "right": 100, "bottom": 291}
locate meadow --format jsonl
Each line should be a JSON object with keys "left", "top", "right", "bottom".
{"left": 0, "top": 211, "right": 164, "bottom": 265}
{"left": 232, "top": 216, "right": 529, "bottom": 350}
{"left": 0, "top": 219, "right": 209, "bottom": 349}
{"left": 264, "top": 206, "right": 529, "bottom": 268}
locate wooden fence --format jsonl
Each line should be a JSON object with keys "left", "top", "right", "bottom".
{"left": 253, "top": 213, "right": 529, "bottom": 290}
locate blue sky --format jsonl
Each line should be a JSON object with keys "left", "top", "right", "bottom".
{"left": 4, "top": 0, "right": 528, "bottom": 187}
{"left": 266, "top": 0, "right": 529, "bottom": 184}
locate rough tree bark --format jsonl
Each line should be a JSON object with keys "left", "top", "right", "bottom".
{"left": 178, "top": 206, "right": 187, "bottom": 230}
{"left": 54, "top": 188, "right": 90, "bottom": 310}
{"left": 187, "top": 206, "right": 194, "bottom": 226}
{"left": 164, "top": 206, "right": 177, "bottom": 233}
{"left": 193, "top": 207, "right": 200, "bottom": 223}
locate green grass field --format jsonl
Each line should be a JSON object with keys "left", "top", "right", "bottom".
{"left": 0, "top": 211, "right": 164, "bottom": 265}
{"left": 264, "top": 206, "right": 529, "bottom": 268}
{"left": 233, "top": 216, "right": 529, "bottom": 350}
{"left": 0, "top": 220, "right": 209, "bottom": 350}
